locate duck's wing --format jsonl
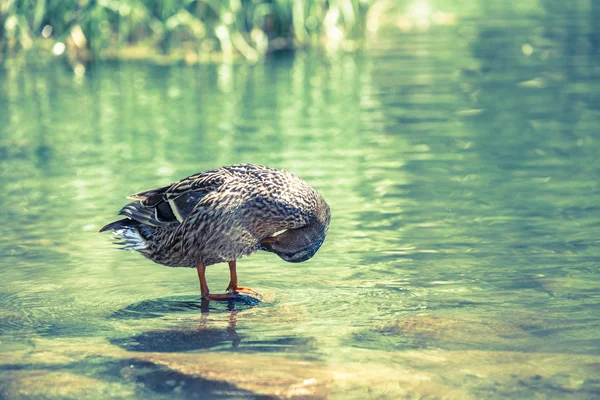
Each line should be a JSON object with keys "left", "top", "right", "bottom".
{"left": 121, "top": 171, "right": 227, "bottom": 227}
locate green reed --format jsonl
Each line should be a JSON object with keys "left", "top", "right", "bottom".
{"left": 0, "top": 0, "right": 373, "bottom": 64}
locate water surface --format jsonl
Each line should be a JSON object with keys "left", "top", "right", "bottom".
{"left": 1, "top": 2, "right": 600, "bottom": 398}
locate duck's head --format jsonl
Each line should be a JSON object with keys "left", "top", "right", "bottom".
{"left": 259, "top": 199, "right": 330, "bottom": 263}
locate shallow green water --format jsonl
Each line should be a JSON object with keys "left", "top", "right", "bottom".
{"left": 1, "top": 2, "right": 600, "bottom": 399}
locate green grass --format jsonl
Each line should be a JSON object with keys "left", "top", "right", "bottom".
{"left": 1, "top": 0, "right": 373, "bottom": 64}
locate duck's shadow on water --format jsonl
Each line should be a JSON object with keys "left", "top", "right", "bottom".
{"left": 109, "top": 295, "right": 314, "bottom": 354}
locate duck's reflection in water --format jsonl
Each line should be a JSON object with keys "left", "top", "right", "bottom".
{"left": 110, "top": 297, "right": 256, "bottom": 352}
{"left": 110, "top": 295, "right": 315, "bottom": 354}
{"left": 197, "top": 299, "right": 241, "bottom": 348}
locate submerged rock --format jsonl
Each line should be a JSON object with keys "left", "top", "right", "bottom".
{"left": 130, "top": 352, "right": 331, "bottom": 398}
{"left": 357, "top": 315, "right": 530, "bottom": 351}
{"left": 6, "top": 337, "right": 330, "bottom": 398}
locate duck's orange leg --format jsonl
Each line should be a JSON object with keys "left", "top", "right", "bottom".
{"left": 197, "top": 262, "right": 237, "bottom": 301}
{"left": 226, "top": 260, "right": 258, "bottom": 295}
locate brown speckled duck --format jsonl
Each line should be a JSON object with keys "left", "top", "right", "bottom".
{"left": 100, "top": 164, "right": 331, "bottom": 301}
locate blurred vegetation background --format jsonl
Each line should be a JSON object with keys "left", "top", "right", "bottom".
{"left": 0, "top": 0, "right": 373, "bottom": 70}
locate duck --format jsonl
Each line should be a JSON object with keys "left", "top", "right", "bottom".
{"left": 100, "top": 164, "right": 331, "bottom": 301}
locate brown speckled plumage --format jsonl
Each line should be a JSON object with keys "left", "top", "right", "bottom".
{"left": 100, "top": 164, "right": 331, "bottom": 269}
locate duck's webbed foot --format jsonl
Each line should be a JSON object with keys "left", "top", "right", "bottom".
{"left": 225, "top": 260, "right": 260, "bottom": 296}
{"left": 226, "top": 283, "right": 259, "bottom": 295}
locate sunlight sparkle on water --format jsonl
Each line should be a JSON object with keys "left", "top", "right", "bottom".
{"left": 409, "top": 1, "right": 431, "bottom": 20}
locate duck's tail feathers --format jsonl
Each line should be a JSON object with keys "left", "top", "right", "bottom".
{"left": 99, "top": 218, "right": 150, "bottom": 251}
{"left": 99, "top": 218, "right": 134, "bottom": 233}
